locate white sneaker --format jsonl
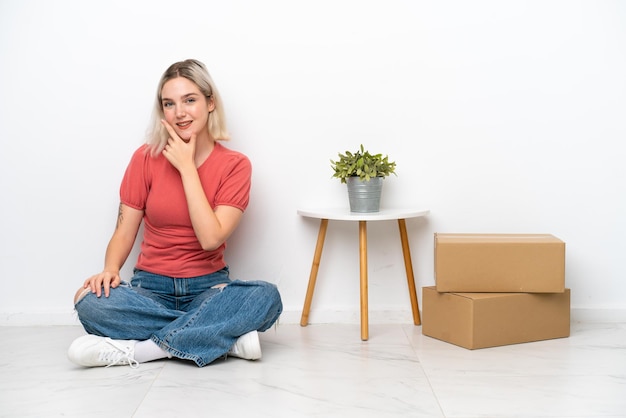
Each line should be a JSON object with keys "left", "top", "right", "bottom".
{"left": 228, "top": 330, "right": 262, "bottom": 360}
{"left": 68, "top": 335, "right": 139, "bottom": 368}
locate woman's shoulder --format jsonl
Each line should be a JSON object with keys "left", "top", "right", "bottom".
{"left": 214, "top": 142, "right": 251, "bottom": 165}
{"left": 126, "top": 144, "right": 169, "bottom": 171}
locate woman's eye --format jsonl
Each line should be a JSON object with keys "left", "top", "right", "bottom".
{"left": 186, "top": 98, "right": 196, "bottom": 104}
{"left": 163, "top": 102, "right": 173, "bottom": 108}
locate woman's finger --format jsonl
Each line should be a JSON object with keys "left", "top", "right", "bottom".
{"left": 161, "top": 119, "right": 181, "bottom": 141}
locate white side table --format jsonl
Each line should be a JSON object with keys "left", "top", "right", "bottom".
{"left": 297, "top": 208, "right": 430, "bottom": 340}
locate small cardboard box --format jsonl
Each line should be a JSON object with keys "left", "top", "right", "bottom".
{"left": 422, "top": 286, "right": 570, "bottom": 349}
{"left": 435, "top": 233, "right": 565, "bottom": 293}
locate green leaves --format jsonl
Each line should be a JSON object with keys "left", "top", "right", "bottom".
{"left": 330, "top": 144, "right": 397, "bottom": 183}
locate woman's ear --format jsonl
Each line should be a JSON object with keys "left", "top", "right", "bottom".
{"left": 207, "top": 97, "right": 216, "bottom": 113}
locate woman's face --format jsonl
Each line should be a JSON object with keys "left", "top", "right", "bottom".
{"left": 161, "top": 77, "right": 214, "bottom": 142}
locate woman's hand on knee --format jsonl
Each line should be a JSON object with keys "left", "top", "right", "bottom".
{"left": 82, "top": 271, "right": 121, "bottom": 298}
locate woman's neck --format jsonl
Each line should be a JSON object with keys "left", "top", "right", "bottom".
{"left": 194, "top": 135, "right": 215, "bottom": 167}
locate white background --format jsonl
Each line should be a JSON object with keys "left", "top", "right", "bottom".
{"left": 1, "top": 0, "right": 624, "bottom": 324}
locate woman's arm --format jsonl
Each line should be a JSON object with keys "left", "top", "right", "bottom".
{"left": 83, "top": 203, "right": 144, "bottom": 297}
{"left": 178, "top": 164, "right": 244, "bottom": 251}
{"left": 161, "top": 123, "right": 244, "bottom": 251}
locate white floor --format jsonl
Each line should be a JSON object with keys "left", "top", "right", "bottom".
{"left": 1, "top": 321, "right": 625, "bottom": 418}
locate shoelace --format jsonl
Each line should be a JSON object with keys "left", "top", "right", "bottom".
{"left": 100, "top": 338, "right": 139, "bottom": 369}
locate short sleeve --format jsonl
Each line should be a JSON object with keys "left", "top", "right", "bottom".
{"left": 213, "top": 152, "right": 252, "bottom": 211}
{"left": 120, "top": 145, "right": 151, "bottom": 210}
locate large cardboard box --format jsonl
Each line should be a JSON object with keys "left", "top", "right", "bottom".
{"left": 435, "top": 233, "right": 565, "bottom": 293}
{"left": 422, "top": 286, "right": 570, "bottom": 349}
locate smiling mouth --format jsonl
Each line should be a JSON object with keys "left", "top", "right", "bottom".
{"left": 176, "top": 121, "right": 192, "bottom": 129}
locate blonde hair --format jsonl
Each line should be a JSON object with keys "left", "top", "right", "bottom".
{"left": 146, "top": 59, "right": 229, "bottom": 155}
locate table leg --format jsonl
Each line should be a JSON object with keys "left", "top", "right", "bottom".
{"left": 359, "top": 220, "right": 369, "bottom": 341}
{"left": 398, "top": 218, "right": 421, "bottom": 325}
{"left": 300, "top": 218, "right": 329, "bottom": 327}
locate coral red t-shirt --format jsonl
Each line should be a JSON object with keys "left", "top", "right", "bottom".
{"left": 120, "top": 142, "right": 251, "bottom": 278}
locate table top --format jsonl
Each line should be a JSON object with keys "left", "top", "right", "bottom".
{"left": 297, "top": 208, "right": 430, "bottom": 221}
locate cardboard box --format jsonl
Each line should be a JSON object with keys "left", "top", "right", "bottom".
{"left": 435, "top": 233, "right": 565, "bottom": 293}
{"left": 422, "top": 286, "right": 570, "bottom": 349}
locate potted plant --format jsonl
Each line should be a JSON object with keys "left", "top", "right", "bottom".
{"left": 330, "top": 144, "right": 397, "bottom": 213}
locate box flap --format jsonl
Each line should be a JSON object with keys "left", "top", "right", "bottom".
{"left": 435, "top": 233, "right": 563, "bottom": 244}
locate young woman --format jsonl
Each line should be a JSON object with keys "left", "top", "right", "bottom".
{"left": 68, "top": 59, "right": 282, "bottom": 368}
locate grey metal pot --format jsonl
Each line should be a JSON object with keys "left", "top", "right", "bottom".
{"left": 346, "top": 176, "right": 383, "bottom": 213}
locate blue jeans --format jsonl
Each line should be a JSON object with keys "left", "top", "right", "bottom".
{"left": 74, "top": 268, "right": 283, "bottom": 367}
